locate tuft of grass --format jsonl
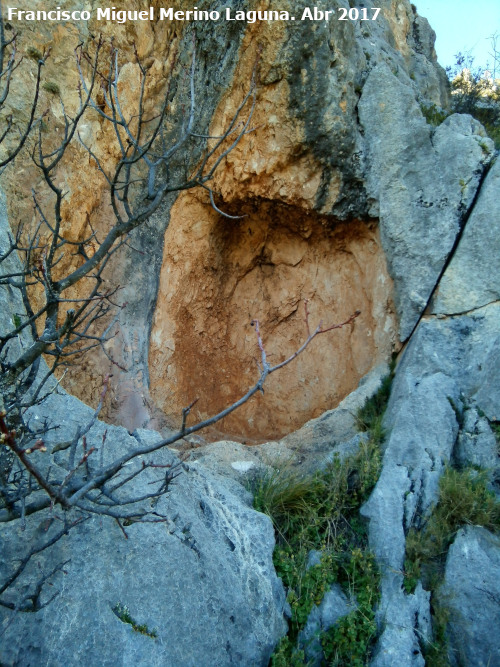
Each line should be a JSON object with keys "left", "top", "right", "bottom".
{"left": 43, "top": 81, "right": 60, "bottom": 95}
{"left": 26, "top": 46, "right": 43, "bottom": 61}
{"left": 420, "top": 103, "right": 450, "bottom": 127}
{"left": 252, "top": 462, "right": 319, "bottom": 537}
{"left": 405, "top": 467, "right": 500, "bottom": 588}
{"left": 436, "top": 467, "right": 500, "bottom": 532}
{"left": 356, "top": 358, "right": 396, "bottom": 445}
{"left": 254, "top": 439, "right": 383, "bottom": 660}
{"left": 112, "top": 603, "right": 158, "bottom": 639}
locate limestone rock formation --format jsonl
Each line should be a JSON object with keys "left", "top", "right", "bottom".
{"left": 0, "top": 0, "right": 458, "bottom": 439}
{"left": 431, "top": 157, "right": 500, "bottom": 316}
{"left": 442, "top": 527, "right": 500, "bottom": 667}
{"left": 359, "top": 82, "right": 494, "bottom": 340}
{"left": 1, "top": 0, "right": 500, "bottom": 665}
{"left": 360, "top": 152, "right": 500, "bottom": 664}
{"left": 0, "top": 391, "right": 286, "bottom": 666}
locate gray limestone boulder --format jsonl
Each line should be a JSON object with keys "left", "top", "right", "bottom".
{"left": 431, "top": 157, "right": 500, "bottom": 316}
{"left": 0, "top": 391, "right": 287, "bottom": 666}
{"left": 359, "top": 64, "right": 494, "bottom": 340}
{"left": 441, "top": 526, "right": 500, "bottom": 667}
{"left": 454, "top": 408, "right": 499, "bottom": 471}
{"left": 370, "top": 582, "right": 431, "bottom": 667}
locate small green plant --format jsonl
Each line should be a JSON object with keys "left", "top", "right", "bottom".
{"left": 270, "top": 637, "right": 307, "bottom": 667}
{"left": 43, "top": 81, "right": 60, "bottom": 95}
{"left": 402, "top": 556, "right": 420, "bottom": 595}
{"left": 260, "top": 365, "right": 395, "bottom": 663}
{"left": 26, "top": 46, "right": 43, "bottom": 61}
{"left": 405, "top": 467, "right": 500, "bottom": 587}
{"left": 420, "top": 103, "right": 450, "bottom": 127}
{"left": 11, "top": 313, "right": 22, "bottom": 329}
{"left": 321, "top": 549, "right": 380, "bottom": 667}
{"left": 285, "top": 553, "right": 339, "bottom": 631}
{"left": 112, "top": 603, "right": 158, "bottom": 639}
{"left": 258, "top": 440, "right": 384, "bottom": 660}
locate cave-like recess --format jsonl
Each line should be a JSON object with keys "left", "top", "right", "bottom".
{"left": 149, "top": 192, "right": 397, "bottom": 442}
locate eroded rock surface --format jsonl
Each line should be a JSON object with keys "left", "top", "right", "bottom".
{"left": 0, "top": 0, "right": 462, "bottom": 439}
{"left": 149, "top": 195, "right": 396, "bottom": 441}
{"left": 147, "top": 0, "right": 456, "bottom": 439}
{"left": 359, "top": 75, "right": 494, "bottom": 340}
{"left": 0, "top": 391, "right": 286, "bottom": 666}
{"left": 431, "top": 157, "right": 500, "bottom": 316}
{"left": 442, "top": 526, "right": 500, "bottom": 667}
{"left": 361, "top": 146, "right": 500, "bottom": 663}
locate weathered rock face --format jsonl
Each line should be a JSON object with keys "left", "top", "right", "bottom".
{"left": 0, "top": 0, "right": 455, "bottom": 439}
{"left": 430, "top": 157, "right": 500, "bottom": 316}
{"left": 442, "top": 527, "right": 500, "bottom": 667}
{"left": 149, "top": 193, "right": 396, "bottom": 440}
{"left": 359, "top": 79, "right": 494, "bottom": 340}
{"left": 0, "top": 391, "right": 287, "bottom": 666}
{"left": 147, "top": 0, "right": 454, "bottom": 439}
{"left": 3, "top": 1, "right": 500, "bottom": 664}
{"left": 360, "top": 148, "right": 500, "bottom": 664}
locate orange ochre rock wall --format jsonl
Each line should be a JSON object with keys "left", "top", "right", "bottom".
{"left": 148, "top": 19, "right": 397, "bottom": 441}
{"left": 2, "top": 4, "right": 401, "bottom": 441}
{"left": 149, "top": 193, "right": 396, "bottom": 442}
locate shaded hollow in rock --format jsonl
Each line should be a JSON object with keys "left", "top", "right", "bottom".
{"left": 149, "top": 191, "right": 397, "bottom": 442}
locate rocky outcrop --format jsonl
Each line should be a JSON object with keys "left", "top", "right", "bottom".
{"left": 360, "top": 151, "right": 500, "bottom": 663}
{"left": 147, "top": 0, "right": 461, "bottom": 439}
{"left": 0, "top": 390, "right": 286, "bottom": 666}
{"left": 1, "top": 0, "right": 458, "bottom": 439}
{"left": 359, "top": 77, "right": 494, "bottom": 340}
{"left": 441, "top": 526, "right": 500, "bottom": 667}
{"left": 2, "top": 0, "right": 500, "bottom": 664}
{"left": 149, "top": 201, "right": 396, "bottom": 441}
{"left": 430, "top": 157, "right": 500, "bottom": 317}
